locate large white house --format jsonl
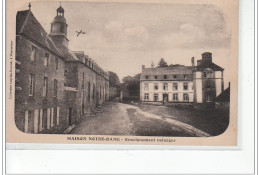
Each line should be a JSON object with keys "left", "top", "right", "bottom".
{"left": 140, "top": 52, "right": 224, "bottom": 104}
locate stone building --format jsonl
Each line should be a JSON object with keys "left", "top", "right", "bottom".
{"left": 15, "top": 5, "right": 109, "bottom": 134}
{"left": 140, "top": 52, "right": 224, "bottom": 104}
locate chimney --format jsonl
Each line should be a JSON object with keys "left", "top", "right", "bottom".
{"left": 191, "top": 57, "right": 195, "bottom": 67}
{"left": 197, "top": 60, "right": 201, "bottom": 66}
{"left": 228, "top": 82, "right": 231, "bottom": 88}
{"left": 142, "top": 65, "right": 145, "bottom": 70}
{"left": 202, "top": 52, "right": 212, "bottom": 63}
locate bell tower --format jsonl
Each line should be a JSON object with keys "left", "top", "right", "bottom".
{"left": 50, "top": 5, "right": 69, "bottom": 47}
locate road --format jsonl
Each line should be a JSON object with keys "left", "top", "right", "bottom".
{"left": 70, "top": 102, "right": 210, "bottom": 137}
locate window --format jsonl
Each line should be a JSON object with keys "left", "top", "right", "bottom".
{"left": 82, "top": 73, "right": 85, "bottom": 89}
{"left": 183, "top": 82, "right": 188, "bottom": 90}
{"left": 173, "top": 93, "right": 178, "bottom": 101}
{"left": 42, "top": 109, "right": 47, "bottom": 130}
{"left": 154, "top": 83, "right": 158, "bottom": 90}
{"left": 163, "top": 83, "right": 168, "bottom": 90}
{"left": 206, "top": 82, "right": 211, "bottom": 89}
{"left": 144, "top": 93, "right": 149, "bottom": 101}
{"left": 55, "top": 58, "right": 58, "bottom": 70}
{"left": 54, "top": 79, "right": 58, "bottom": 97}
{"left": 29, "top": 73, "right": 35, "bottom": 96}
{"left": 53, "top": 108, "right": 57, "bottom": 126}
{"left": 43, "top": 77, "right": 48, "bottom": 97}
{"left": 145, "top": 75, "right": 149, "bottom": 79}
{"left": 154, "top": 76, "right": 157, "bottom": 79}
{"left": 144, "top": 83, "right": 149, "bottom": 91}
{"left": 154, "top": 93, "right": 158, "bottom": 101}
{"left": 173, "top": 75, "right": 178, "bottom": 79}
{"left": 64, "top": 70, "right": 67, "bottom": 76}
{"left": 31, "top": 45, "right": 36, "bottom": 61}
{"left": 27, "top": 110, "right": 34, "bottom": 133}
{"left": 184, "top": 75, "right": 187, "bottom": 79}
{"left": 38, "top": 110, "right": 42, "bottom": 132}
{"left": 183, "top": 93, "right": 189, "bottom": 101}
{"left": 100, "top": 86, "right": 102, "bottom": 99}
{"left": 44, "top": 53, "right": 49, "bottom": 67}
{"left": 164, "top": 75, "right": 167, "bottom": 79}
{"left": 173, "top": 83, "right": 178, "bottom": 91}
{"left": 60, "top": 23, "right": 65, "bottom": 32}
{"left": 88, "top": 82, "right": 91, "bottom": 101}
{"left": 93, "top": 84, "right": 95, "bottom": 99}
{"left": 203, "top": 68, "right": 214, "bottom": 78}
{"left": 206, "top": 94, "right": 212, "bottom": 102}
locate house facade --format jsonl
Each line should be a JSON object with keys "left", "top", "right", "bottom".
{"left": 140, "top": 52, "right": 224, "bottom": 104}
{"left": 15, "top": 5, "right": 109, "bottom": 134}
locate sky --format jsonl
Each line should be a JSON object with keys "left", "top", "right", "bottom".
{"left": 18, "top": 1, "right": 232, "bottom": 87}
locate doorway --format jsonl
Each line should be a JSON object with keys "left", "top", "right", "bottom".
{"left": 68, "top": 107, "right": 72, "bottom": 126}
{"left": 163, "top": 94, "right": 168, "bottom": 102}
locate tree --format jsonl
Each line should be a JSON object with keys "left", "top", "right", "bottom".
{"left": 158, "top": 58, "right": 168, "bottom": 67}
{"left": 108, "top": 71, "right": 120, "bottom": 87}
{"left": 121, "top": 74, "right": 140, "bottom": 98}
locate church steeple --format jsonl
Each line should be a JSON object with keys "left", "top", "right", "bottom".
{"left": 50, "top": 5, "right": 69, "bottom": 47}
{"left": 57, "top": 5, "right": 64, "bottom": 16}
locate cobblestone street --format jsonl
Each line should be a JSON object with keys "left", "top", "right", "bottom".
{"left": 69, "top": 102, "right": 224, "bottom": 137}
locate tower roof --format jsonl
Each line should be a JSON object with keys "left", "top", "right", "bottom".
{"left": 16, "top": 10, "right": 62, "bottom": 58}
{"left": 57, "top": 6, "right": 64, "bottom": 13}
{"left": 53, "top": 15, "right": 66, "bottom": 23}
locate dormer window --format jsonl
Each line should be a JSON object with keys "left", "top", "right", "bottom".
{"left": 30, "top": 45, "right": 36, "bottom": 61}
{"left": 44, "top": 53, "right": 49, "bottom": 67}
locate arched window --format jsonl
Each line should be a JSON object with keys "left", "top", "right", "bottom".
{"left": 60, "top": 23, "right": 65, "bottom": 33}
{"left": 206, "top": 94, "right": 212, "bottom": 102}
{"left": 183, "top": 93, "right": 189, "bottom": 102}
{"left": 206, "top": 81, "right": 211, "bottom": 89}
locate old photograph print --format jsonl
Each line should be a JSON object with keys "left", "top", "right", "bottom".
{"left": 8, "top": 0, "right": 238, "bottom": 145}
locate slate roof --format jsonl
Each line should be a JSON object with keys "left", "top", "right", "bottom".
{"left": 216, "top": 87, "right": 230, "bottom": 102}
{"left": 16, "top": 10, "right": 62, "bottom": 58}
{"left": 72, "top": 51, "right": 85, "bottom": 62}
{"left": 55, "top": 45, "right": 79, "bottom": 61}
{"left": 53, "top": 15, "right": 66, "bottom": 23}
{"left": 142, "top": 66, "right": 193, "bottom": 76}
{"left": 196, "top": 61, "right": 224, "bottom": 71}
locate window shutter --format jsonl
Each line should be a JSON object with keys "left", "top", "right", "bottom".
{"left": 47, "top": 108, "right": 50, "bottom": 129}
{"left": 57, "top": 107, "right": 60, "bottom": 125}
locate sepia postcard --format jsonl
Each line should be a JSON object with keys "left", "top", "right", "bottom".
{"left": 6, "top": 0, "right": 238, "bottom": 146}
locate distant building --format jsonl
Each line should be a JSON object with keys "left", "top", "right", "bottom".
{"left": 215, "top": 83, "right": 230, "bottom": 111}
{"left": 15, "top": 5, "right": 109, "bottom": 134}
{"left": 140, "top": 52, "right": 224, "bottom": 104}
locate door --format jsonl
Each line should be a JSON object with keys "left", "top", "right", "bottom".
{"left": 68, "top": 107, "right": 72, "bottom": 126}
{"left": 163, "top": 94, "right": 168, "bottom": 104}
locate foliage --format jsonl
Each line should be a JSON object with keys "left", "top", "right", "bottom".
{"left": 158, "top": 58, "right": 168, "bottom": 67}
{"left": 108, "top": 71, "right": 120, "bottom": 87}
{"left": 121, "top": 73, "right": 140, "bottom": 97}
